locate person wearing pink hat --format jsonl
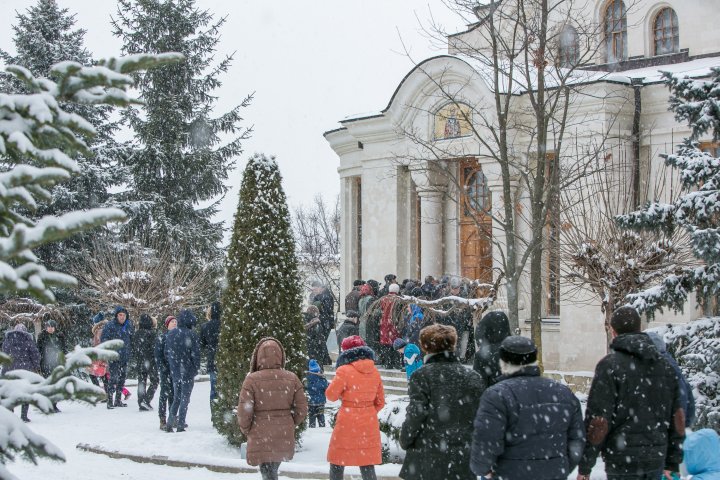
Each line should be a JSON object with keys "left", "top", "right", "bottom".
{"left": 326, "top": 336, "right": 384, "bottom": 479}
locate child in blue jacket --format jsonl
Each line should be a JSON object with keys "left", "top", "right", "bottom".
{"left": 685, "top": 429, "right": 720, "bottom": 480}
{"left": 393, "top": 338, "right": 423, "bottom": 379}
{"left": 306, "top": 359, "right": 328, "bottom": 428}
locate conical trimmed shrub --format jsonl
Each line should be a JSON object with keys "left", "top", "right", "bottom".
{"left": 214, "top": 153, "right": 306, "bottom": 446}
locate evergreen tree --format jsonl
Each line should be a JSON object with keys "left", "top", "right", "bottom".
{"left": 112, "top": 0, "right": 252, "bottom": 266}
{"left": 214, "top": 154, "right": 306, "bottom": 446}
{"left": 0, "top": 0, "right": 129, "bottom": 273}
{"left": 618, "top": 67, "right": 720, "bottom": 316}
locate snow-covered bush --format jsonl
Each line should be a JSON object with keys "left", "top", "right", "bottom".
{"left": 649, "top": 318, "right": 720, "bottom": 432}
{"left": 214, "top": 154, "right": 306, "bottom": 446}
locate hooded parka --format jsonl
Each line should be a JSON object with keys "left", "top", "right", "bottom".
{"left": 326, "top": 346, "right": 385, "bottom": 466}
{"left": 472, "top": 311, "right": 511, "bottom": 385}
{"left": 237, "top": 337, "right": 308, "bottom": 466}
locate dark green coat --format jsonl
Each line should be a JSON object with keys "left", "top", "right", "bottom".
{"left": 399, "top": 352, "right": 486, "bottom": 480}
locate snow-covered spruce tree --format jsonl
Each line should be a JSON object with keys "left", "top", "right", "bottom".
{"left": 0, "top": 51, "right": 180, "bottom": 477}
{"left": 0, "top": 0, "right": 130, "bottom": 274}
{"left": 214, "top": 154, "right": 306, "bottom": 447}
{"left": 112, "top": 0, "right": 253, "bottom": 268}
{"left": 618, "top": 67, "right": 720, "bottom": 430}
{"left": 618, "top": 67, "right": 720, "bottom": 315}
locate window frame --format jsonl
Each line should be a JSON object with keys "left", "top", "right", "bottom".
{"left": 604, "top": 0, "right": 627, "bottom": 62}
{"left": 653, "top": 7, "right": 679, "bottom": 56}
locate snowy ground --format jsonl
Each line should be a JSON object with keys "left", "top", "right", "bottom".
{"left": 9, "top": 380, "right": 607, "bottom": 479}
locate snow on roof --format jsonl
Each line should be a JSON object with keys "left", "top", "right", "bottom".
{"left": 603, "top": 56, "right": 720, "bottom": 84}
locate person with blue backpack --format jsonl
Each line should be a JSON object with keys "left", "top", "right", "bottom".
{"left": 306, "top": 359, "right": 328, "bottom": 428}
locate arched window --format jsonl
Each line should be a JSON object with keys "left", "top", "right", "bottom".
{"left": 654, "top": 8, "right": 679, "bottom": 55}
{"left": 463, "top": 166, "right": 490, "bottom": 214}
{"left": 558, "top": 25, "right": 579, "bottom": 67}
{"left": 604, "top": 0, "right": 627, "bottom": 62}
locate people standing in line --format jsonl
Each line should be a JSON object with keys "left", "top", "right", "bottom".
{"left": 399, "top": 324, "right": 485, "bottom": 480}
{"left": 379, "top": 283, "right": 401, "bottom": 369}
{"left": 684, "top": 429, "right": 720, "bottom": 480}
{"left": 100, "top": 306, "right": 134, "bottom": 409}
{"left": 420, "top": 275, "right": 437, "bottom": 299}
{"left": 471, "top": 336, "right": 585, "bottom": 480}
{"left": 326, "top": 335, "right": 384, "bottom": 480}
{"left": 37, "top": 319, "right": 67, "bottom": 413}
{"left": 379, "top": 273, "right": 397, "bottom": 298}
{"left": 357, "top": 283, "right": 375, "bottom": 341}
{"left": 88, "top": 312, "right": 109, "bottom": 396}
{"left": 311, "top": 281, "right": 335, "bottom": 365}
{"left": 442, "top": 279, "right": 472, "bottom": 361}
{"left": 133, "top": 313, "right": 159, "bottom": 412}
{"left": 472, "top": 310, "right": 512, "bottom": 386}
{"left": 2, "top": 324, "right": 40, "bottom": 422}
{"left": 647, "top": 331, "right": 696, "bottom": 428}
{"left": 304, "top": 305, "right": 328, "bottom": 364}
{"left": 305, "top": 358, "right": 328, "bottom": 428}
{"left": 392, "top": 338, "right": 422, "bottom": 380}
{"left": 237, "top": 337, "right": 308, "bottom": 480}
{"left": 200, "top": 301, "right": 221, "bottom": 405}
{"left": 345, "top": 279, "right": 364, "bottom": 313}
{"left": 402, "top": 295, "right": 426, "bottom": 346}
{"left": 164, "top": 309, "right": 200, "bottom": 433}
{"left": 335, "top": 310, "right": 360, "bottom": 350}
{"left": 577, "top": 306, "right": 685, "bottom": 480}
{"left": 155, "top": 315, "right": 176, "bottom": 430}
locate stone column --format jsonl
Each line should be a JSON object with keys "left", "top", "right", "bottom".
{"left": 418, "top": 189, "right": 444, "bottom": 279}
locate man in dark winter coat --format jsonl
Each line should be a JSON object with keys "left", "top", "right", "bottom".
{"left": 37, "top": 320, "right": 66, "bottom": 377}
{"left": 164, "top": 309, "right": 200, "bottom": 432}
{"left": 100, "top": 306, "right": 134, "bottom": 409}
{"left": 155, "top": 315, "right": 176, "bottom": 430}
{"left": 400, "top": 324, "right": 485, "bottom": 480}
{"left": 473, "top": 310, "right": 511, "bottom": 386}
{"left": 577, "top": 306, "right": 685, "bottom": 480}
{"left": 647, "top": 331, "right": 696, "bottom": 427}
{"left": 344, "top": 280, "right": 364, "bottom": 313}
{"left": 335, "top": 310, "right": 360, "bottom": 350}
{"left": 133, "top": 314, "right": 158, "bottom": 411}
{"left": 37, "top": 319, "right": 67, "bottom": 412}
{"left": 311, "top": 282, "right": 336, "bottom": 339}
{"left": 200, "top": 301, "right": 221, "bottom": 403}
{"left": 471, "top": 336, "right": 585, "bottom": 480}
{"left": 2, "top": 324, "right": 40, "bottom": 422}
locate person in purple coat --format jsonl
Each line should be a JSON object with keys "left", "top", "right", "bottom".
{"left": 2, "top": 324, "right": 41, "bottom": 422}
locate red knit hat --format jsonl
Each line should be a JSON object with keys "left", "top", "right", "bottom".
{"left": 164, "top": 315, "right": 176, "bottom": 328}
{"left": 341, "top": 335, "right": 366, "bottom": 351}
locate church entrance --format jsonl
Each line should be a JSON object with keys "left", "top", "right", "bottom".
{"left": 459, "top": 159, "right": 493, "bottom": 285}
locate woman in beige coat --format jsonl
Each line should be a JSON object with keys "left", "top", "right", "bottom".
{"left": 237, "top": 337, "right": 308, "bottom": 480}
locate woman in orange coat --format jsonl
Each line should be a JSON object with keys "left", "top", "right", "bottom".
{"left": 326, "top": 335, "right": 385, "bottom": 480}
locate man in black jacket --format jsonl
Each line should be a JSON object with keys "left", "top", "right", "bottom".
{"left": 200, "top": 301, "right": 221, "bottom": 404}
{"left": 471, "top": 336, "right": 585, "bottom": 480}
{"left": 134, "top": 314, "right": 159, "bottom": 411}
{"left": 577, "top": 306, "right": 685, "bottom": 480}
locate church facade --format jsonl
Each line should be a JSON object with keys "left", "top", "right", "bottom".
{"left": 324, "top": 0, "right": 720, "bottom": 371}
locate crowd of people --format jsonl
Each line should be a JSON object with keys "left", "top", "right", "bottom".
{"left": 2, "top": 282, "right": 719, "bottom": 480}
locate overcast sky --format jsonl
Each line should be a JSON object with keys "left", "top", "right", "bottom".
{"left": 0, "top": 0, "right": 466, "bottom": 243}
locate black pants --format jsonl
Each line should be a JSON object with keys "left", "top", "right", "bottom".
{"left": 259, "top": 462, "right": 281, "bottom": 480}
{"left": 89, "top": 374, "right": 108, "bottom": 396}
{"left": 137, "top": 367, "right": 159, "bottom": 406}
{"left": 15, "top": 404, "right": 29, "bottom": 420}
{"left": 329, "top": 464, "right": 376, "bottom": 480}
{"left": 107, "top": 362, "right": 127, "bottom": 403}
{"left": 308, "top": 404, "right": 325, "bottom": 427}
{"left": 158, "top": 371, "right": 174, "bottom": 420}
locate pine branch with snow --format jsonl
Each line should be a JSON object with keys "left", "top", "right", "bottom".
{"left": 0, "top": 53, "right": 182, "bottom": 303}
{"left": 617, "top": 67, "right": 720, "bottom": 317}
{"left": 0, "top": 340, "right": 122, "bottom": 479}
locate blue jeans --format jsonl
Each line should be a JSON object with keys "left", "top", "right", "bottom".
{"left": 167, "top": 376, "right": 194, "bottom": 429}
{"left": 209, "top": 371, "right": 217, "bottom": 401}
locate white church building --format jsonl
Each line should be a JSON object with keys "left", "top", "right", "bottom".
{"left": 323, "top": 0, "right": 720, "bottom": 371}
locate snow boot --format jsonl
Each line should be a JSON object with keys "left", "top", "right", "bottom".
{"left": 52, "top": 404, "right": 60, "bottom": 413}
{"left": 114, "top": 392, "right": 127, "bottom": 407}
{"left": 107, "top": 399, "right": 115, "bottom": 410}
{"left": 159, "top": 418, "right": 166, "bottom": 430}
{"left": 139, "top": 403, "right": 150, "bottom": 412}
{"left": 21, "top": 416, "right": 30, "bottom": 423}
{"left": 142, "top": 401, "right": 153, "bottom": 411}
